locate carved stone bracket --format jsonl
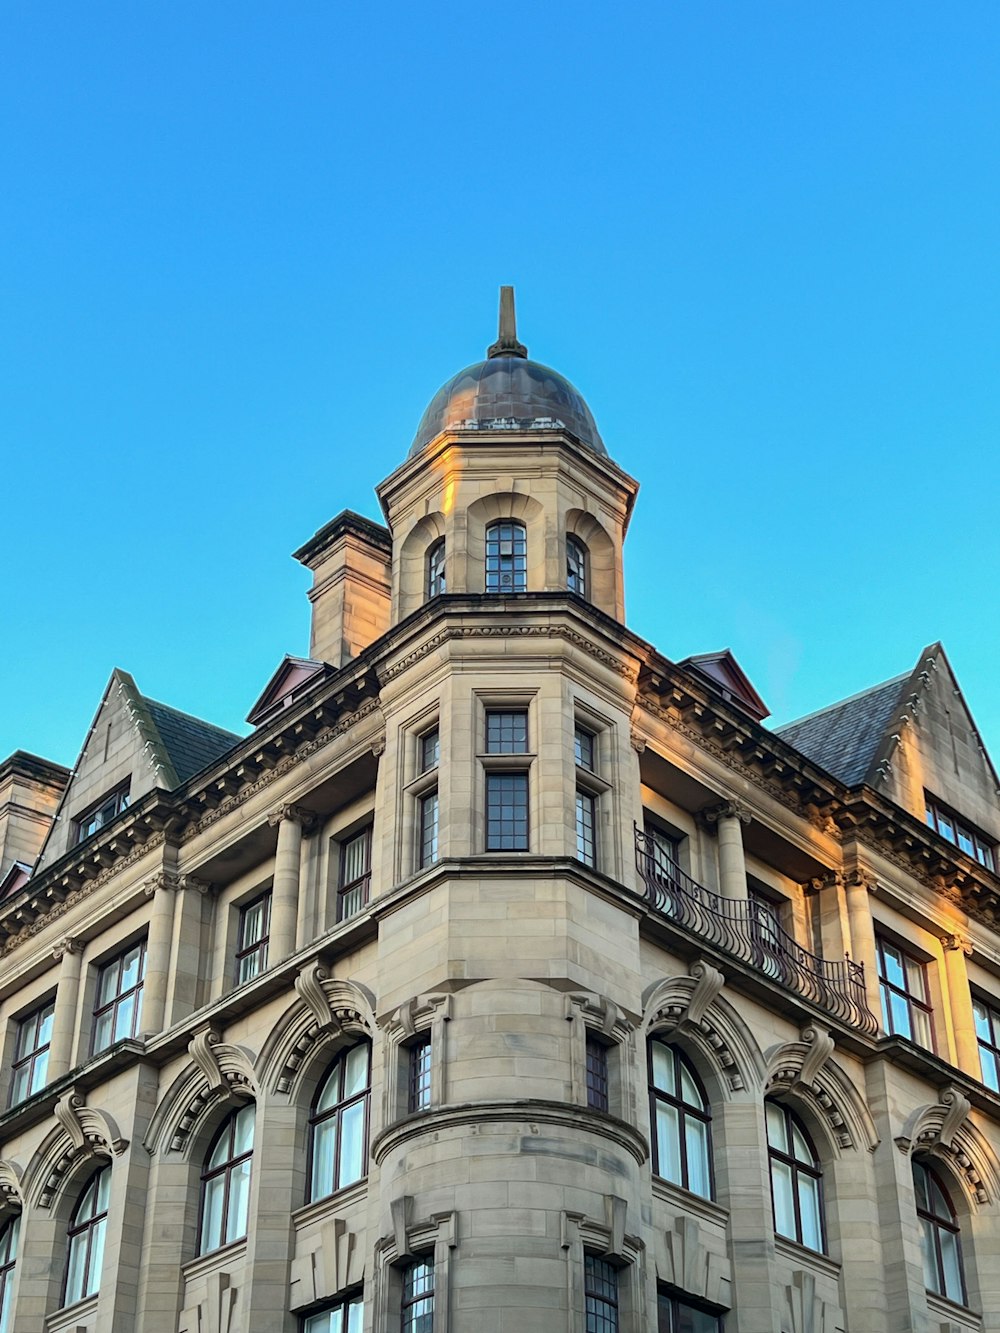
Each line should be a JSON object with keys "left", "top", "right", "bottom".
{"left": 178, "top": 1270, "right": 240, "bottom": 1333}
{"left": 294, "top": 961, "right": 343, "bottom": 1034}
{"left": 0, "top": 1161, "right": 24, "bottom": 1209}
{"left": 654, "top": 1213, "right": 731, "bottom": 1312}
{"left": 384, "top": 992, "right": 452, "bottom": 1041}
{"left": 566, "top": 992, "right": 634, "bottom": 1042}
{"left": 895, "top": 1085, "right": 989, "bottom": 1204}
{"left": 53, "top": 1091, "right": 128, "bottom": 1158}
{"left": 187, "top": 1028, "right": 257, "bottom": 1100}
{"left": 143, "top": 870, "right": 181, "bottom": 898}
{"left": 289, "top": 1217, "right": 364, "bottom": 1311}
{"left": 767, "top": 1026, "right": 835, "bottom": 1095}
{"left": 783, "top": 1269, "right": 842, "bottom": 1333}
{"left": 844, "top": 867, "right": 878, "bottom": 894}
{"left": 387, "top": 1195, "right": 459, "bottom": 1265}
{"left": 561, "top": 1195, "right": 638, "bottom": 1266}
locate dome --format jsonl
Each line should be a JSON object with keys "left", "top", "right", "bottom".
{"left": 408, "top": 288, "right": 607, "bottom": 458}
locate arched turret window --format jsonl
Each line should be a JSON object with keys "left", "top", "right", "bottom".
{"left": 649, "top": 1039, "right": 713, "bottom": 1198}
{"left": 913, "top": 1159, "right": 966, "bottom": 1304}
{"left": 199, "top": 1104, "right": 255, "bottom": 1254}
{"left": 426, "top": 539, "right": 446, "bottom": 598}
{"left": 65, "top": 1167, "right": 110, "bottom": 1305}
{"left": 485, "top": 521, "right": 526, "bottom": 593}
{"left": 309, "top": 1041, "right": 371, "bottom": 1201}
{"left": 566, "top": 535, "right": 588, "bottom": 599}
{"left": 766, "top": 1100, "right": 824, "bottom": 1251}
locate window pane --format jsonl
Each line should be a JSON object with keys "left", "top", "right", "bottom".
{"left": 679, "top": 1062, "right": 703, "bottom": 1110}
{"left": 341, "top": 832, "right": 369, "bottom": 883}
{"left": 576, "top": 790, "right": 596, "bottom": 865}
{"left": 98, "top": 963, "right": 120, "bottom": 1007}
{"left": 65, "top": 1231, "right": 88, "bottom": 1305}
{"left": 765, "top": 1101, "right": 788, "bottom": 1152}
{"left": 973, "top": 1001, "right": 991, "bottom": 1041}
{"left": 238, "top": 951, "right": 261, "bottom": 984}
{"left": 120, "top": 945, "right": 143, "bottom": 991}
{"left": 790, "top": 1120, "right": 812, "bottom": 1164}
{"left": 311, "top": 1118, "right": 337, "bottom": 1199}
{"left": 904, "top": 956, "right": 927, "bottom": 1001}
{"left": 797, "top": 1172, "right": 822, "bottom": 1250}
{"left": 684, "top": 1116, "right": 711, "bottom": 1198}
{"left": 10, "top": 1066, "right": 29, "bottom": 1106}
{"left": 233, "top": 1104, "right": 255, "bottom": 1155}
{"left": 651, "top": 1041, "right": 674, "bottom": 1094}
{"left": 655, "top": 1101, "right": 681, "bottom": 1184}
{"left": 910, "top": 1005, "right": 932, "bottom": 1049}
{"left": 919, "top": 1217, "right": 938, "bottom": 1292}
{"left": 344, "top": 1043, "right": 370, "bottom": 1097}
{"left": 86, "top": 1215, "right": 106, "bottom": 1295}
{"left": 486, "top": 772, "right": 528, "bottom": 850}
{"left": 677, "top": 1309, "right": 721, "bottom": 1333}
{"left": 574, "top": 727, "right": 594, "bottom": 770}
{"left": 200, "top": 1174, "right": 225, "bottom": 1253}
{"left": 889, "top": 991, "right": 913, "bottom": 1040}
{"left": 771, "top": 1158, "right": 796, "bottom": 1239}
{"left": 339, "top": 1099, "right": 365, "bottom": 1186}
{"left": 939, "top": 1228, "right": 963, "bottom": 1302}
{"left": 95, "top": 1167, "right": 111, "bottom": 1213}
{"left": 37, "top": 1006, "right": 54, "bottom": 1047}
{"left": 346, "top": 1299, "right": 364, "bottom": 1333}
{"left": 486, "top": 711, "right": 528, "bottom": 753}
{"left": 880, "top": 943, "right": 905, "bottom": 989}
{"left": 226, "top": 1159, "right": 252, "bottom": 1242}
{"left": 982, "top": 1051, "right": 1000, "bottom": 1093}
{"left": 113, "top": 993, "right": 136, "bottom": 1042}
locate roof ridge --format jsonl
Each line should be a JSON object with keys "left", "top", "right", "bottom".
{"left": 774, "top": 671, "right": 909, "bottom": 734}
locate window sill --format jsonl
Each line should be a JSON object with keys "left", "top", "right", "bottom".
{"left": 926, "top": 1289, "right": 981, "bottom": 1328}
{"left": 292, "top": 1177, "right": 369, "bottom": 1230}
{"left": 651, "top": 1175, "right": 729, "bottom": 1229}
{"left": 48, "top": 1293, "right": 98, "bottom": 1332}
{"left": 774, "top": 1234, "right": 840, "bottom": 1280}
{"left": 182, "top": 1236, "right": 248, "bottom": 1284}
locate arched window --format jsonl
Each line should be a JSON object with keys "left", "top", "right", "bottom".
{"left": 65, "top": 1166, "right": 110, "bottom": 1305}
{"left": 309, "top": 1042, "right": 371, "bottom": 1201}
{"left": 766, "top": 1100, "right": 824, "bottom": 1251}
{"left": 648, "top": 1039, "right": 713, "bottom": 1198}
{"left": 566, "top": 535, "right": 587, "bottom": 598}
{"left": 913, "top": 1159, "right": 966, "bottom": 1304}
{"left": 0, "top": 1215, "right": 19, "bottom": 1332}
{"left": 426, "top": 539, "right": 446, "bottom": 599}
{"left": 199, "top": 1103, "right": 254, "bottom": 1255}
{"left": 485, "top": 521, "right": 526, "bottom": 593}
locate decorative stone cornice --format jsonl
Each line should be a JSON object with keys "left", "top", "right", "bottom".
{"left": 380, "top": 623, "right": 639, "bottom": 685}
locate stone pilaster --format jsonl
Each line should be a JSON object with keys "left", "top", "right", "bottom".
{"left": 941, "top": 933, "right": 979, "bottom": 1078}
{"left": 46, "top": 936, "right": 83, "bottom": 1082}
{"left": 267, "top": 805, "right": 315, "bottom": 965}
{"left": 141, "top": 871, "right": 180, "bottom": 1036}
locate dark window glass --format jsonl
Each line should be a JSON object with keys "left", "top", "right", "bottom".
{"left": 657, "top": 1288, "right": 723, "bottom": 1332}
{"left": 649, "top": 1040, "right": 712, "bottom": 1199}
{"left": 419, "top": 791, "right": 439, "bottom": 869}
{"left": 74, "top": 784, "right": 130, "bottom": 844}
{"left": 303, "top": 1295, "right": 364, "bottom": 1333}
{"left": 485, "top": 520, "right": 527, "bottom": 593}
{"left": 765, "top": 1100, "right": 824, "bottom": 1252}
{"left": 576, "top": 789, "right": 597, "bottom": 866}
{"left": 92, "top": 940, "right": 146, "bottom": 1052}
{"left": 65, "top": 1166, "right": 110, "bottom": 1305}
{"left": 310, "top": 1043, "right": 371, "bottom": 1200}
{"left": 426, "top": 539, "right": 446, "bottom": 598}
{"left": 486, "top": 710, "right": 528, "bottom": 753}
{"left": 913, "top": 1159, "right": 966, "bottom": 1305}
{"left": 973, "top": 997, "right": 1000, "bottom": 1092}
{"left": 10, "top": 999, "right": 54, "bottom": 1105}
{"left": 409, "top": 1035, "right": 432, "bottom": 1112}
{"left": 586, "top": 1036, "right": 609, "bottom": 1112}
{"left": 338, "top": 827, "right": 372, "bottom": 921}
{"left": 486, "top": 772, "right": 529, "bottom": 851}
{"left": 0, "top": 1216, "right": 19, "bottom": 1333}
{"left": 199, "top": 1104, "right": 255, "bottom": 1254}
{"left": 877, "top": 937, "right": 934, "bottom": 1048}
{"left": 236, "top": 891, "right": 271, "bottom": 984}
{"left": 574, "top": 725, "right": 595, "bottom": 771}
{"left": 419, "top": 728, "right": 440, "bottom": 773}
{"left": 401, "top": 1258, "right": 434, "bottom": 1333}
{"left": 584, "top": 1254, "right": 619, "bottom": 1333}
{"left": 567, "top": 536, "right": 588, "bottom": 598}
{"left": 925, "top": 797, "right": 996, "bottom": 871}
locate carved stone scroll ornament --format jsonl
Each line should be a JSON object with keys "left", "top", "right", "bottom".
{"left": 766, "top": 1025, "right": 835, "bottom": 1096}
{"left": 294, "top": 960, "right": 343, "bottom": 1034}
{"left": 0, "top": 1161, "right": 23, "bottom": 1209}
{"left": 187, "top": 1028, "right": 257, "bottom": 1099}
{"left": 53, "top": 1091, "right": 128, "bottom": 1157}
{"left": 643, "top": 962, "right": 744, "bottom": 1091}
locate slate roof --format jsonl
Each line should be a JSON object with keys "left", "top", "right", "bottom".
{"left": 774, "top": 673, "right": 909, "bottom": 787}
{"left": 143, "top": 697, "right": 243, "bottom": 785}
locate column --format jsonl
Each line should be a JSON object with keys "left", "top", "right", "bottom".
{"left": 46, "top": 936, "right": 83, "bottom": 1082}
{"left": 843, "top": 868, "right": 882, "bottom": 1025}
{"left": 267, "top": 805, "right": 314, "bottom": 964}
{"left": 706, "top": 801, "right": 750, "bottom": 899}
{"left": 941, "top": 933, "right": 980, "bottom": 1078}
{"left": 141, "top": 872, "right": 179, "bottom": 1036}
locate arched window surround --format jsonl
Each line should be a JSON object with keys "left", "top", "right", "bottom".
{"left": 913, "top": 1157, "right": 967, "bottom": 1306}
{"left": 308, "top": 1040, "right": 372, "bottom": 1203}
{"left": 64, "top": 1165, "right": 110, "bottom": 1307}
{"left": 765, "top": 1098, "right": 825, "bottom": 1253}
{"left": 198, "top": 1103, "right": 255, "bottom": 1256}
{"left": 648, "top": 1037, "right": 714, "bottom": 1199}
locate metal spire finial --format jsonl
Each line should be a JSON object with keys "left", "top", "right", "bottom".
{"left": 487, "top": 285, "right": 528, "bottom": 359}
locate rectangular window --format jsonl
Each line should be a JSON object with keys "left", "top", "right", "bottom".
{"left": 486, "top": 710, "right": 528, "bottom": 753}
{"left": 877, "top": 936, "right": 934, "bottom": 1049}
{"left": 338, "top": 827, "right": 372, "bottom": 922}
{"left": 401, "top": 1259, "right": 434, "bottom": 1333}
{"left": 576, "top": 789, "right": 597, "bottom": 867}
{"left": 926, "top": 796, "right": 996, "bottom": 871}
{"left": 586, "top": 1036, "right": 610, "bottom": 1112}
{"left": 92, "top": 940, "right": 146, "bottom": 1053}
{"left": 419, "top": 791, "right": 439, "bottom": 869}
{"left": 486, "top": 772, "right": 529, "bottom": 851}
{"left": 657, "top": 1288, "right": 723, "bottom": 1333}
{"left": 74, "top": 783, "right": 130, "bottom": 844}
{"left": 408, "top": 1035, "right": 432, "bottom": 1113}
{"left": 303, "top": 1296, "right": 363, "bottom": 1332}
{"left": 236, "top": 891, "right": 271, "bottom": 984}
{"left": 419, "top": 728, "right": 440, "bottom": 774}
{"left": 10, "top": 999, "right": 54, "bottom": 1105}
{"left": 973, "top": 997, "right": 1000, "bottom": 1092}
{"left": 574, "top": 725, "right": 595, "bottom": 771}
{"left": 584, "top": 1254, "right": 620, "bottom": 1333}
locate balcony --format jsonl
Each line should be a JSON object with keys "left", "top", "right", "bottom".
{"left": 635, "top": 826, "right": 878, "bottom": 1037}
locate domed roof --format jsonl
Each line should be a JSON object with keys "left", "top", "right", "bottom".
{"left": 408, "top": 288, "right": 607, "bottom": 458}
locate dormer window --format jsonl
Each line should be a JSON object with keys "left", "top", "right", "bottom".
{"left": 925, "top": 795, "right": 996, "bottom": 871}
{"left": 73, "top": 783, "right": 130, "bottom": 845}
{"left": 485, "top": 521, "right": 526, "bottom": 593}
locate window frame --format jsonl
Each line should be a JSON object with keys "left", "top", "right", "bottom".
{"left": 72, "top": 782, "right": 131, "bottom": 846}
{"left": 926, "top": 795, "right": 996, "bottom": 871}
{"left": 584, "top": 1253, "right": 620, "bottom": 1332}
{"left": 400, "top": 1256, "right": 434, "bottom": 1333}
{"left": 418, "top": 789, "right": 439, "bottom": 869}
{"left": 301, "top": 1292, "right": 364, "bottom": 1333}
{"left": 426, "top": 538, "right": 446, "bottom": 599}
{"left": 973, "top": 994, "right": 1000, "bottom": 1092}
{"left": 91, "top": 939, "right": 147, "bottom": 1054}
{"left": 656, "top": 1286, "right": 724, "bottom": 1333}
{"left": 586, "top": 1034, "right": 610, "bottom": 1112}
{"left": 308, "top": 1041, "right": 372, "bottom": 1203}
{"left": 408, "top": 1034, "right": 432, "bottom": 1114}
{"left": 337, "top": 826, "right": 372, "bottom": 922}
{"left": 876, "top": 934, "right": 935, "bottom": 1049}
{"left": 0, "top": 1215, "right": 19, "bottom": 1333}
{"left": 566, "top": 534, "right": 588, "bottom": 599}
{"left": 198, "top": 1103, "right": 255, "bottom": 1256}
{"left": 10, "top": 998, "right": 55, "bottom": 1106}
{"left": 648, "top": 1038, "right": 714, "bottom": 1200}
{"left": 235, "top": 890, "right": 272, "bottom": 985}
{"left": 485, "top": 520, "right": 527, "bottom": 593}
{"left": 913, "top": 1158, "right": 967, "bottom": 1306}
{"left": 575, "top": 787, "right": 598, "bottom": 867}
{"left": 64, "top": 1165, "right": 110, "bottom": 1307}
{"left": 765, "top": 1098, "right": 825, "bottom": 1254}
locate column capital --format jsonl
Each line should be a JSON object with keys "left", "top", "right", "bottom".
{"left": 942, "top": 932, "right": 974, "bottom": 957}
{"left": 143, "top": 870, "right": 182, "bottom": 898}
{"left": 52, "top": 936, "right": 83, "bottom": 962}
{"left": 844, "top": 867, "right": 878, "bottom": 894}
{"left": 803, "top": 870, "right": 843, "bottom": 895}
{"left": 267, "top": 803, "right": 317, "bottom": 832}
{"left": 701, "top": 799, "right": 751, "bottom": 829}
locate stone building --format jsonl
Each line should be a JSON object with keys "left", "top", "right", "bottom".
{"left": 0, "top": 290, "right": 998, "bottom": 1333}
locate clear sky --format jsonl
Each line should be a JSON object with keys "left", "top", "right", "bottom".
{"left": 3, "top": 3, "right": 999, "bottom": 775}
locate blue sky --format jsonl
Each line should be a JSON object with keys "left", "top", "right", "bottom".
{"left": 2, "top": 3, "right": 999, "bottom": 772}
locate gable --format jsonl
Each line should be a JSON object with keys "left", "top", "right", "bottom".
{"left": 679, "top": 650, "right": 770, "bottom": 723}
{"left": 247, "top": 657, "right": 326, "bottom": 728}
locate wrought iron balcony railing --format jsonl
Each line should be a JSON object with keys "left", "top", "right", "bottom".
{"left": 635, "top": 826, "right": 879, "bottom": 1036}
